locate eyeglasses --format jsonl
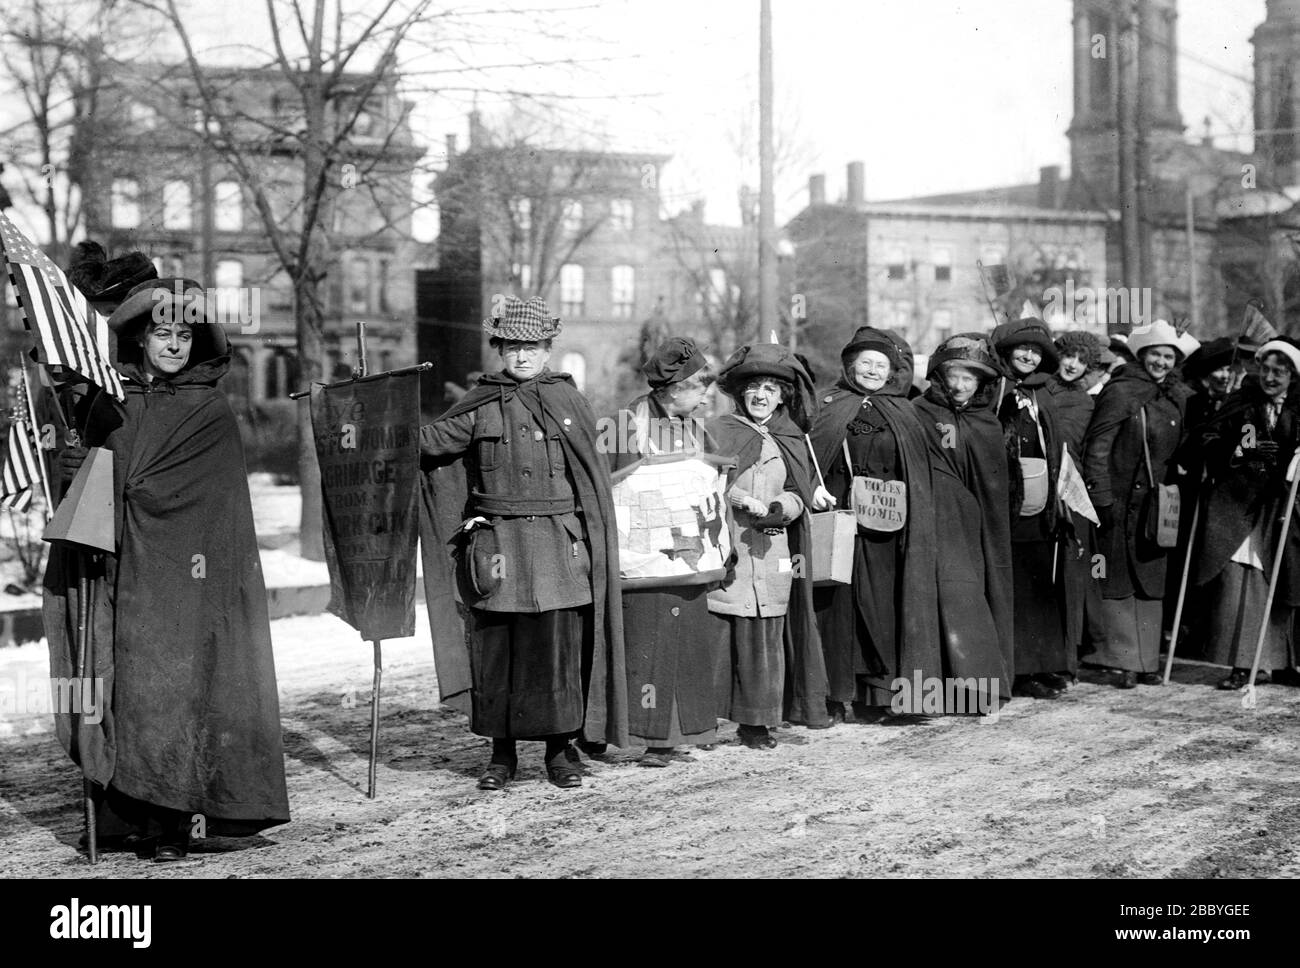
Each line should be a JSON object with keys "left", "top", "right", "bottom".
{"left": 502, "top": 344, "right": 547, "bottom": 357}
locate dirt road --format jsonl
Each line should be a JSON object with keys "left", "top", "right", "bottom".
{"left": 2, "top": 611, "right": 1298, "bottom": 879}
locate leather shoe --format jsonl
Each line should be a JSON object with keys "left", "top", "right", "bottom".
{"left": 1037, "top": 672, "right": 1072, "bottom": 691}
{"left": 1115, "top": 670, "right": 1137, "bottom": 689}
{"left": 1271, "top": 667, "right": 1300, "bottom": 687}
{"left": 639, "top": 748, "right": 673, "bottom": 768}
{"left": 545, "top": 753, "right": 583, "bottom": 788}
{"left": 1013, "top": 676, "right": 1061, "bottom": 699}
{"left": 737, "top": 725, "right": 777, "bottom": 749}
{"left": 1136, "top": 672, "right": 1163, "bottom": 686}
{"left": 152, "top": 842, "right": 187, "bottom": 863}
{"left": 477, "top": 760, "right": 516, "bottom": 791}
{"left": 1218, "top": 668, "right": 1268, "bottom": 690}
{"left": 575, "top": 739, "right": 607, "bottom": 758}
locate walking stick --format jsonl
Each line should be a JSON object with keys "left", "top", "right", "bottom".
{"left": 1246, "top": 451, "right": 1300, "bottom": 691}
{"left": 368, "top": 639, "right": 382, "bottom": 799}
{"left": 74, "top": 552, "right": 98, "bottom": 864}
{"left": 1163, "top": 468, "right": 1207, "bottom": 685}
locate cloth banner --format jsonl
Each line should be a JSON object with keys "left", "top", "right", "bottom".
{"left": 311, "top": 372, "right": 420, "bottom": 640}
{"left": 1057, "top": 443, "right": 1099, "bottom": 526}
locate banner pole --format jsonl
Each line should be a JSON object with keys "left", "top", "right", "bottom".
{"left": 1247, "top": 452, "right": 1300, "bottom": 693}
{"left": 74, "top": 553, "right": 98, "bottom": 863}
{"left": 368, "top": 640, "right": 382, "bottom": 799}
{"left": 1164, "top": 468, "right": 1206, "bottom": 685}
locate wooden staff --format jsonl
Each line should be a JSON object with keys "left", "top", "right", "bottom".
{"left": 353, "top": 322, "right": 384, "bottom": 800}
{"left": 1246, "top": 450, "right": 1300, "bottom": 691}
{"left": 1163, "top": 468, "right": 1206, "bottom": 685}
{"left": 74, "top": 552, "right": 98, "bottom": 863}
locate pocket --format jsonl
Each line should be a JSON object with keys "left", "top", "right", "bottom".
{"left": 472, "top": 405, "right": 504, "bottom": 472}
{"left": 1018, "top": 458, "right": 1049, "bottom": 517}
{"left": 464, "top": 525, "right": 502, "bottom": 599}
{"left": 560, "top": 513, "right": 591, "bottom": 583}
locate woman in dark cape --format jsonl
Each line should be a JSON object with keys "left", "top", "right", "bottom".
{"left": 911, "top": 334, "right": 1012, "bottom": 711}
{"left": 612, "top": 337, "right": 725, "bottom": 766}
{"left": 707, "top": 343, "right": 829, "bottom": 748}
{"left": 993, "top": 318, "right": 1071, "bottom": 699}
{"left": 44, "top": 278, "right": 289, "bottom": 860}
{"left": 1186, "top": 339, "right": 1300, "bottom": 689}
{"left": 1083, "top": 320, "right": 1194, "bottom": 688}
{"left": 809, "top": 327, "right": 940, "bottom": 721}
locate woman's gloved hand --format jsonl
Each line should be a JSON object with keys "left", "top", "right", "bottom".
{"left": 59, "top": 443, "right": 87, "bottom": 484}
{"left": 811, "top": 485, "right": 837, "bottom": 511}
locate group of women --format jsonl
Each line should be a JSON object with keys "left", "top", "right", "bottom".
{"left": 618, "top": 316, "right": 1300, "bottom": 767}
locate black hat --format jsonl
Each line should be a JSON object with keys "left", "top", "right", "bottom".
{"left": 928, "top": 333, "right": 1000, "bottom": 380}
{"left": 717, "top": 342, "right": 816, "bottom": 431}
{"left": 840, "top": 326, "right": 901, "bottom": 369}
{"left": 992, "top": 317, "right": 1059, "bottom": 372}
{"left": 94, "top": 253, "right": 158, "bottom": 309}
{"left": 1182, "top": 336, "right": 1237, "bottom": 382}
{"left": 108, "top": 277, "right": 229, "bottom": 366}
{"left": 643, "top": 336, "right": 706, "bottom": 388}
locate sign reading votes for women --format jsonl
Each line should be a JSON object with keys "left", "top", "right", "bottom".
{"left": 310, "top": 372, "right": 421, "bottom": 641}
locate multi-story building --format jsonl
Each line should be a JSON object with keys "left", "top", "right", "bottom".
{"left": 85, "top": 64, "right": 425, "bottom": 416}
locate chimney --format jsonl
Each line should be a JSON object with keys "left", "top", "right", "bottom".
{"left": 446, "top": 133, "right": 458, "bottom": 157}
{"left": 468, "top": 110, "right": 485, "bottom": 149}
{"left": 847, "top": 161, "right": 865, "bottom": 206}
{"left": 809, "top": 173, "right": 826, "bottom": 207}
{"left": 1038, "top": 165, "right": 1061, "bottom": 210}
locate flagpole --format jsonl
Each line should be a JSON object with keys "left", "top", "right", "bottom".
{"left": 19, "top": 355, "right": 53, "bottom": 521}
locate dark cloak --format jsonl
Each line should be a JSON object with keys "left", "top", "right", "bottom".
{"left": 418, "top": 370, "right": 629, "bottom": 747}
{"left": 707, "top": 409, "right": 830, "bottom": 727}
{"left": 43, "top": 356, "right": 289, "bottom": 833}
{"left": 810, "top": 367, "right": 941, "bottom": 701}
{"left": 913, "top": 380, "right": 1015, "bottom": 693}
{"left": 1186, "top": 382, "right": 1300, "bottom": 606}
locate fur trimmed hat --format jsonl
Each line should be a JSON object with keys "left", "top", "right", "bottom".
{"left": 108, "top": 277, "right": 229, "bottom": 366}
{"left": 928, "top": 333, "right": 1000, "bottom": 380}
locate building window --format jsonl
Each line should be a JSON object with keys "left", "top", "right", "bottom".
{"left": 214, "top": 259, "right": 243, "bottom": 324}
{"left": 610, "top": 198, "right": 634, "bottom": 232}
{"left": 214, "top": 180, "right": 243, "bottom": 231}
{"left": 110, "top": 178, "right": 140, "bottom": 229}
{"left": 707, "top": 267, "right": 729, "bottom": 311}
{"left": 560, "top": 263, "right": 584, "bottom": 317}
{"left": 150, "top": 254, "right": 184, "bottom": 278}
{"left": 886, "top": 246, "right": 907, "bottom": 280}
{"left": 378, "top": 259, "right": 391, "bottom": 314}
{"left": 162, "top": 181, "right": 192, "bottom": 230}
{"left": 265, "top": 348, "right": 299, "bottom": 399}
{"left": 931, "top": 308, "right": 953, "bottom": 349}
{"left": 611, "top": 265, "right": 635, "bottom": 319}
{"left": 347, "top": 257, "right": 370, "bottom": 314}
{"left": 269, "top": 270, "right": 293, "bottom": 312}
{"left": 562, "top": 199, "right": 583, "bottom": 235}
{"left": 560, "top": 351, "right": 586, "bottom": 391}
{"left": 512, "top": 263, "right": 533, "bottom": 294}
{"left": 933, "top": 247, "right": 952, "bottom": 283}
{"left": 512, "top": 197, "right": 532, "bottom": 234}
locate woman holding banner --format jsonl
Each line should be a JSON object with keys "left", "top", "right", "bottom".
{"left": 809, "top": 326, "right": 940, "bottom": 723}
{"left": 418, "top": 296, "right": 626, "bottom": 790}
{"left": 1187, "top": 339, "right": 1300, "bottom": 689}
{"left": 1083, "top": 320, "right": 1195, "bottom": 689}
{"left": 44, "top": 278, "right": 290, "bottom": 861}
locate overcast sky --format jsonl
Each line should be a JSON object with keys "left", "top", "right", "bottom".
{"left": 2, "top": 0, "right": 1262, "bottom": 239}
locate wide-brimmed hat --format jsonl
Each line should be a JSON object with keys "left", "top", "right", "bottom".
{"left": 1183, "top": 337, "right": 1237, "bottom": 381}
{"left": 483, "top": 295, "right": 562, "bottom": 342}
{"left": 717, "top": 342, "right": 816, "bottom": 430}
{"left": 1256, "top": 338, "right": 1300, "bottom": 375}
{"left": 840, "top": 326, "right": 901, "bottom": 368}
{"left": 108, "top": 277, "right": 229, "bottom": 364}
{"left": 928, "top": 333, "right": 1000, "bottom": 380}
{"left": 643, "top": 336, "right": 706, "bottom": 387}
{"left": 993, "top": 317, "right": 1059, "bottom": 372}
{"left": 1127, "top": 319, "right": 1199, "bottom": 362}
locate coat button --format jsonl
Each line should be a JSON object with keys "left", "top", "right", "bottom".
{"left": 671, "top": 606, "right": 680, "bottom": 617}
{"left": 522, "top": 467, "right": 532, "bottom": 477}
{"left": 563, "top": 418, "right": 572, "bottom": 426}
{"left": 534, "top": 430, "right": 544, "bottom": 442}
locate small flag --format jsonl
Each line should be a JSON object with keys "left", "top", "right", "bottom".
{"left": 1057, "top": 443, "right": 1098, "bottom": 526}
{"left": 0, "top": 418, "right": 40, "bottom": 511}
{"left": 0, "top": 212, "right": 124, "bottom": 400}
{"left": 979, "top": 261, "right": 1013, "bottom": 296}
{"left": 1240, "top": 301, "right": 1278, "bottom": 349}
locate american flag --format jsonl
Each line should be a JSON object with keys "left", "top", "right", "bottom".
{"left": 0, "top": 212, "right": 124, "bottom": 401}
{"left": 0, "top": 418, "right": 39, "bottom": 512}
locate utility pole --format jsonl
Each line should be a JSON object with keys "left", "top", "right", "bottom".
{"left": 1117, "top": 0, "right": 1142, "bottom": 331}
{"left": 758, "top": 0, "right": 777, "bottom": 343}
{"left": 1186, "top": 184, "right": 1199, "bottom": 331}
{"left": 1136, "top": 0, "right": 1155, "bottom": 321}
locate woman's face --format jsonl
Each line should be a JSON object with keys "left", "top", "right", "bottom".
{"left": 943, "top": 364, "right": 981, "bottom": 407}
{"left": 1009, "top": 344, "right": 1041, "bottom": 377}
{"left": 1141, "top": 345, "right": 1177, "bottom": 383}
{"left": 741, "top": 378, "right": 783, "bottom": 422}
{"left": 850, "top": 350, "right": 892, "bottom": 393}
{"left": 1204, "top": 365, "right": 1233, "bottom": 397}
{"left": 665, "top": 372, "right": 710, "bottom": 417}
{"left": 141, "top": 321, "right": 193, "bottom": 378}
{"left": 1259, "top": 352, "right": 1294, "bottom": 401}
{"left": 1058, "top": 353, "right": 1087, "bottom": 383}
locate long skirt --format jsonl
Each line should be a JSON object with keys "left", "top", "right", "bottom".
{"left": 1204, "top": 564, "right": 1296, "bottom": 671}
{"left": 469, "top": 607, "right": 588, "bottom": 738}
{"left": 717, "top": 614, "right": 785, "bottom": 726}
{"left": 1090, "top": 596, "right": 1163, "bottom": 672}
{"left": 1011, "top": 538, "right": 1074, "bottom": 676}
{"left": 624, "top": 585, "right": 721, "bottom": 747}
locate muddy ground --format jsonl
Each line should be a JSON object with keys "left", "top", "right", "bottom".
{"left": 2, "top": 611, "right": 1299, "bottom": 879}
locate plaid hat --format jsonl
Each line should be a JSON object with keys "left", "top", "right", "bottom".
{"left": 483, "top": 296, "right": 562, "bottom": 342}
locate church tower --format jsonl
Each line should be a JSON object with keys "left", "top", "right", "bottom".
{"left": 1068, "top": 0, "right": 1185, "bottom": 207}
{"left": 1254, "top": 0, "right": 1300, "bottom": 185}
